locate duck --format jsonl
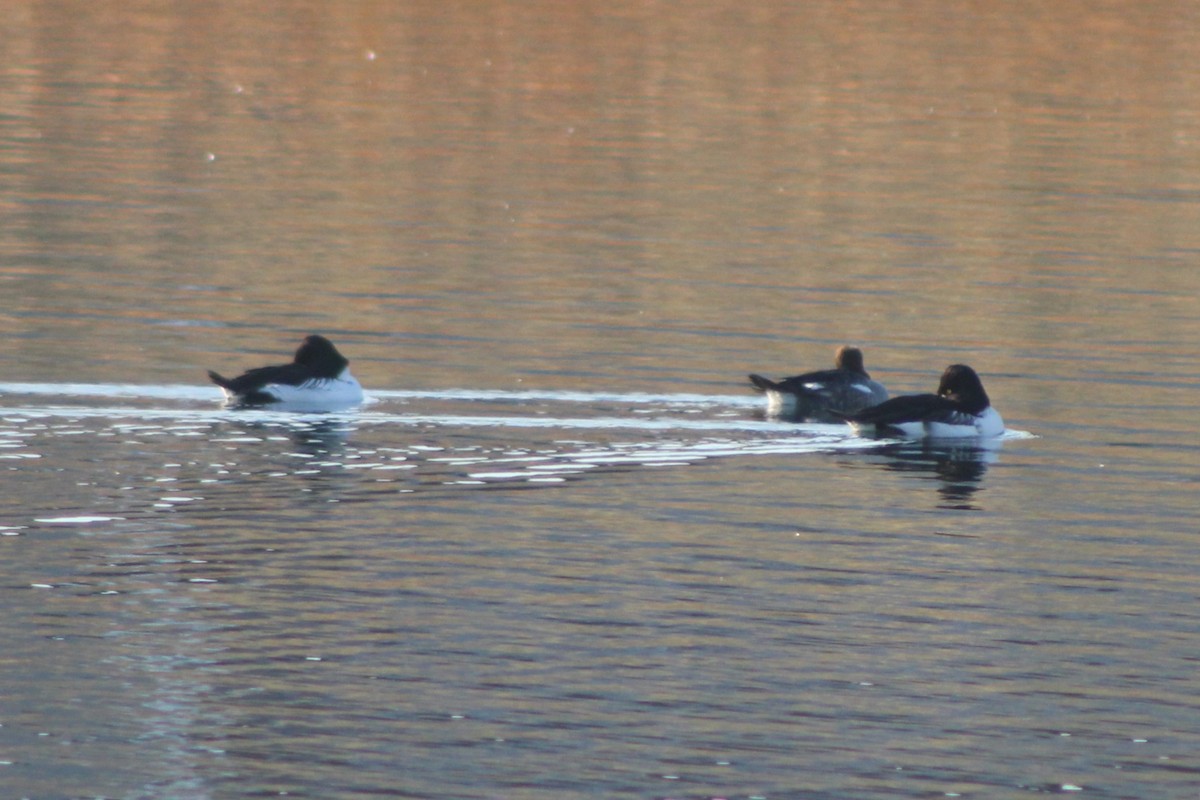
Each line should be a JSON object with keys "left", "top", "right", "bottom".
{"left": 841, "top": 364, "right": 1003, "bottom": 438}
{"left": 748, "top": 345, "right": 888, "bottom": 420}
{"left": 207, "top": 334, "right": 363, "bottom": 411}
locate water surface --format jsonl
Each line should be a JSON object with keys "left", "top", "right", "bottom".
{"left": 2, "top": 2, "right": 1200, "bottom": 798}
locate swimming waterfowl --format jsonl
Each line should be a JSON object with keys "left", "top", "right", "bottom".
{"left": 207, "top": 334, "right": 363, "bottom": 411}
{"left": 841, "top": 364, "right": 1003, "bottom": 439}
{"left": 748, "top": 345, "right": 888, "bottom": 420}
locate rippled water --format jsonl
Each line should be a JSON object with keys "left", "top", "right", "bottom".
{"left": 4, "top": 2, "right": 1200, "bottom": 799}
{"left": 0, "top": 380, "right": 1192, "bottom": 799}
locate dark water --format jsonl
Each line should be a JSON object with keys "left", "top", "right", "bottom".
{"left": 3, "top": 2, "right": 1200, "bottom": 798}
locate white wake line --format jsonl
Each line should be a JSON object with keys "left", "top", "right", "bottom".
{"left": 416, "top": 432, "right": 1026, "bottom": 483}
{"left": 0, "top": 382, "right": 217, "bottom": 401}
{"left": 353, "top": 412, "right": 835, "bottom": 434}
{"left": 0, "top": 403, "right": 837, "bottom": 435}
{"left": 0, "top": 382, "right": 762, "bottom": 409}
{"left": 459, "top": 436, "right": 886, "bottom": 476}
{"left": 369, "top": 388, "right": 762, "bottom": 408}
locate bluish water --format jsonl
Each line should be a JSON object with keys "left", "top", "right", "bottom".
{"left": 3, "top": 2, "right": 1200, "bottom": 799}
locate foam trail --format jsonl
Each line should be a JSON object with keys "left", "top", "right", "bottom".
{"left": 461, "top": 437, "right": 875, "bottom": 481}
{"left": 368, "top": 388, "right": 762, "bottom": 408}
{"left": 354, "top": 411, "right": 838, "bottom": 435}
{"left": 0, "top": 382, "right": 760, "bottom": 408}
{"left": 0, "top": 404, "right": 836, "bottom": 436}
{"left": 0, "top": 382, "right": 217, "bottom": 402}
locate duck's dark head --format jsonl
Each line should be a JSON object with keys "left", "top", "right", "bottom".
{"left": 293, "top": 335, "right": 350, "bottom": 377}
{"left": 835, "top": 345, "right": 867, "bottom": 375}
{"left": 937, "top": 364, "right": 989, "bottom": 412}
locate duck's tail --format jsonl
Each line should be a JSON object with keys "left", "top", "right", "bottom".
{"left": 748, "top": 374, "right": 780, "bottom": 392}
{"left": 207, "top": 370, "right": 232, "bottom": 389}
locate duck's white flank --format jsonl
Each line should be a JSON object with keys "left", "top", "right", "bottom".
{"left": 220, "top": 369, "right": 364, "bottom": 411}
{"left": 850, "top": 406, "right": 1004, "bottom": 440}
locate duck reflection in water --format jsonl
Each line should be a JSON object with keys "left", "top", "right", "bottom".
{"left": 286, "top": 419, "right": 354, "bottom": 455}
{"left": 858, "top": 438, "right": 1003, "bottom": 510}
